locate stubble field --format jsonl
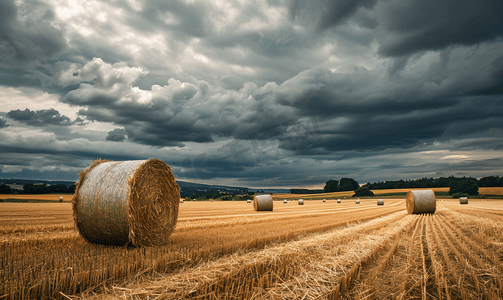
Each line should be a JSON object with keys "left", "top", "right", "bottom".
{"left": 1, "top": 195, "right": 503, "bottom": 299}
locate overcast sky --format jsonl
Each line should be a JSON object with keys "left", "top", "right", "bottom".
{"left": 1, "top": 0, "right": 502, "bottom": 189}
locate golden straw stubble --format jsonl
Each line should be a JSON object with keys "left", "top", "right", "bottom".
{"left": 73, "top": 159, "right": 180, "bottom": 246}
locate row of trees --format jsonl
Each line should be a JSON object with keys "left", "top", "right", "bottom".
{"left": 0, "top": 183, "right": 76, "bottom": 194}
{"left": 363, "top": 176, "right": 503, "bottom": 190}
{"left": 186, "top": 192, "right": 254, "bottom": 201}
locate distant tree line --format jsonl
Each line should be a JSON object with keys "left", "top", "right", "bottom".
{"left": 186, "top": 191, "right": 254, "bottom": 201}
{"left": 362, "top": 176, "right": 503, "bottom": 190}
{"left": 0, "top": 183, "right": 76, "bottom": 194}
{"left": 290, "top": 189, "right": 325, "bottom": 194}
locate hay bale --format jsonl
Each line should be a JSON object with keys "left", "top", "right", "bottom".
{"left": 72, "top": 159, "right": 180, "bottom": 247}
{"left": 283, "top": 199, "right": 288, "bottom": 204}
{"left": 337, "top": 199, "right": 341, "bottom": 203}
{"left": 247, "top": 199, "right": 252, "bottom": 203}
{"left": 377, "top": 199, "right": 384, "bottom": 205}
{"left": 459, "top": 197, "right": 468, "bottom": 204}
{"left": 406, "top": 190, "right": 436, "bottom": 214}
{"left": 180, "top": 198, "right": 184, "bottom": 203}
{"left": 253, "top": 194, "right": 273, "bottom": 211}
{"left": 298, "top": 199, "right": 304, "bottom": 205}
{"left": 323, "top": 199, "right": 326, "bottom": 202}
{"left": 59, "top": 196, "right": 63, "bottom": 203}
{"left": 356, "top": 198, "right": 360, "bottom": 204}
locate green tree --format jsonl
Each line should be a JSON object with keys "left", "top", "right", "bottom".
{"left": 0, "top": 184, "right": 12, "bottom": 194}
{"left": 352, "top": 187, "right": 374, "bottom": 197}
{"left": 23, "top": 184, "right": 49, "bottom": 194}
{"left": 324, "top": 179, "right": 339, "bottom": 192}
{"left": 449, "top": 180, "right": 479, "bottom": 195}
{"left": 339, "top": 178, "right": 359, "bottom": 191}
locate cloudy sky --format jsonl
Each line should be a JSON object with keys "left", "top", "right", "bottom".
{"left": 1, "top": 0, "right": 502, "bottom": 189}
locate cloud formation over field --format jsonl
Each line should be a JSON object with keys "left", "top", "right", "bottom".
{"left": 0, "top": 0, "right": 502, "bottom": 187}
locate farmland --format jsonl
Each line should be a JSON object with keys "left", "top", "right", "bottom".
{"left": 1, "top": 194, "right": 503, "bottom": 299}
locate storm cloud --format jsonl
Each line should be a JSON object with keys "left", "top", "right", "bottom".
{"left": 7, "top": 108, "right": 80, "bottom": 127}
{"left": 0, "top": 0, "right": 502, "bottom": 188}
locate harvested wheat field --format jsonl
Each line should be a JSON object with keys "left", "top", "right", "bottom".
{"left": 1, "top": 197, "right": 503, "bottom": 299}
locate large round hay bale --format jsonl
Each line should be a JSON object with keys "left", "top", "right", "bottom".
{"left": 337, "top": 199, "right": 341, "bottom": 203}
{"left": 459, "top": 197, "right": 468, "bottom": 204}
{"left": 298, "top": 199, "right": 304, "bottom": 205}
{"left": 72, "top": 159, "right": 180, "bottom": 247}
{"left": 59, "top": 196, "right": 63, "bottom": 203}
{"left": 253, "top": 194, "right": 273, "bottom": 211}
{"left": 406, "top": 190, "right": 436, "bottom": 214}
{"left": 356, "top": 198, "right": 360, "bottom": 204}
{"left": 377, "top": 199, "right": 384, "bottom": 205}
{"left": 247, "top": 199, "right": 252, "bottom": 203}
{"left": 283, "top": 199, "right": 288, "bottom": 204}
{"left": 323, "top": 199, "right": 326, "bottom": 202}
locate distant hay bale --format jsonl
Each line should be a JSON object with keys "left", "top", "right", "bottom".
{"left": 323, "top": 199, "right": 326, "bottom": 202}
{"left": 356, "top": 198, "right": 360, "bottom": 204}
{"left": 283, "top": 199, "right": 288, "bottom": 204}
{"left": 253, "top": 194, "right": 273, "bottom": 211}
{"left": 59, "top": 196, "right": 63, "bottom": 203}
{"left": 298, "top": 199, "right": 304, "bottom": 205}
{"left": 459, "top": 197, "right": 468, "bottom": 204}
{"left": 72, "top": 159, "right": 180, "bottom": 247}
{"left": 247, "top": 199, "right": 252, "bottom": 203}
{"left": 337, "top": 199, "right": 341, "bottom": 203}
{"left": 180, "top": 198, "right": 184, "bottom": 203}
{"left": 406, "top": 190, "right": 436, "bottom": 214}
{"left": 377, "top": 199, "right": 384, "bottom": 206}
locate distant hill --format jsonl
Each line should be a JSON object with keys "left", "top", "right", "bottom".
{"left": 0, "top": 178, "right": 249, "bottom": 198}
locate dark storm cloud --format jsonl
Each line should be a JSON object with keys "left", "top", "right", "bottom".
{"left": 0, "top": 0, "right": 66, "bottom": 65}
{"left": 105, "top": 128, "right": 127, "bottom": 142}
{"left": 0, "top": 118, "right": 8, "bottom": 128}
{"left": 6, "top": 108, "right": 80, "bottom": 127}
{"left": 376, "top": 0, "right": 503, "bottom": 57}
{"left": 290, "top": 0, "right": 378, "bottom": 31}
{"left": 57, "top": 49, "right": 503, "bottom": 154}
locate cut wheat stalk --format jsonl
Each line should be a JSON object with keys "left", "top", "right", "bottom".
{"left": 424, "top": 214, "right": 444, "bottom": 299}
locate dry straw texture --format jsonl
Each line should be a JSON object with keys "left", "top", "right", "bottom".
{"left": 253, "top": 194, "right": 273, "bottom": 211}
{"left": 377, "top": 199, "right": 384, "bottom": 205}
{"left": 406, "top": 189, "right": 436, "bottom": 214}
{"left": 72, "top": 159, "right": 180, "bottom": 247}
{"left": 459, "top": 196, "right": 468, "bottom": 204}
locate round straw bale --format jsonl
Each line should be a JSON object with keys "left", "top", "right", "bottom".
{"left": 283, "top": 199, "right": 288, "bottom": 204}
{"left": 72, "top": 159, "right": 180, "bottom": 247}
{"left": 459, "top": 196, "right": 468, "bottom": 204}
{"left": 298, "top": 199, "right": 304, "bottom": 205}
{"left": 356, "top": 198, "right": 360, "bottom": 204}
{"left": 180, "top": 198, "right": 184, "bottom": 203}
{"left": 253, "top": 194, "right": 273, "bottom": 211}
{"left": 406, "top": 190, "right": 436, "bottom": 214}
{"left": 59, "top": 196, "right": 63, "bottom": 203}
{"left": 377, "top": 199, "right": 384, "bottom": 205}
{"left": 247, "top": 199, "right": 252, "bottom": 203}
{"left": 323, "top": 199, "right": 326, "bottom": 202}
{"left": 337, "top": 199, "right": 341, "bottom": 203}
